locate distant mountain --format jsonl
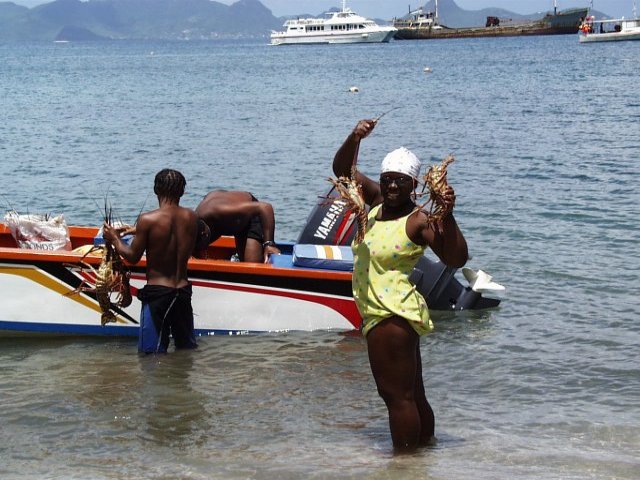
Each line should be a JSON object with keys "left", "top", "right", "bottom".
{"left": 55, "top": 24, "right": 108, "bottom": 41}
{"left": 0, "top": 0, "right": 283, "bottom": 40}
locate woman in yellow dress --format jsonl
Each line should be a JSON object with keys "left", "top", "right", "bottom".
{"left": 333, "top": 119, "right": 469, "bottom": 451}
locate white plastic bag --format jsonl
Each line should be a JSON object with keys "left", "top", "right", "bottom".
{"left": 4, "top": 211, "right": 72, "bottom": 251}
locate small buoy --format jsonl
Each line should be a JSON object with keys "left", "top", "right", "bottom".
{"left": 150, "top": 51, "right": 155, "bottom": 56}
{"left": 349, "top": 86, "right": 359, "bottom": 93}
{"left": 423, "top": 66, "right": 433, "bottom": 73}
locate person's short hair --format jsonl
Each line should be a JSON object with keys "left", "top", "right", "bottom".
{"left": 154, "top": 169, "right": 186, "bottom": 199}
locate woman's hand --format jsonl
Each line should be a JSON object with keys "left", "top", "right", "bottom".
{"left": 352, "top": 119, "right": 376, "bottom": 141}
{"left": 440, "top": 185, "right": 456, "bottom": 214}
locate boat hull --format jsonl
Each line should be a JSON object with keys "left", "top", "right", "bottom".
{"left": 0, "top": 261, "right": 358, "bottom": 336}
{"left": 0, "top": 225, "right": 359, "bottom": 337}
{"left": 271, "top": 29, "right": 395, "bottom": 45}
{"left": 394, "top": 8, "right": 588, "bottom": 40}
{"left": 580, "top": 31, "right": 640, "bottom": 42}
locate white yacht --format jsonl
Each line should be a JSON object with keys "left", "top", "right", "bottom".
{"left": 579, "top": 1, "right": 640, "bottom": 43}
{"left": 578, "top": 0, "right": 640, "bottom": 43}
{"left": 270, "top": 1, "right": 397, "bottom": 45}
{"left": 579, "top": 16, "right": 640, "bottom": 42}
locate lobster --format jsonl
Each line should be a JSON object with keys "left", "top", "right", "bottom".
{"left": 419, "top": 154, "right": 456, "bottom": 226}
{"left": 327, "top": 163, "right": 368, "bottom": 244}
{"left": 66, "top": 241, "right": 132, "bottom": 325}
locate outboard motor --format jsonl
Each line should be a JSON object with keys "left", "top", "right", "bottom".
{"left": 298, "top": 188, "right": 504, "bottom": 310}
{"left": 408, "top": 256, "right": 503, "bottom": 310}
{"left": 297, "top": 187, "right": 361, "bottom": 245}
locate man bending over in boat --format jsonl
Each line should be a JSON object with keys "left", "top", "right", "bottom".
{"left": 194, "top": 190, "right": 280, "bottom": 263}
{"left": 103, "top": 168, "right": 199, "bottom": 354}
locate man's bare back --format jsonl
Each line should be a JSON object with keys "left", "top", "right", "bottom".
{"left": 196, "top": 190, "right": 260, "bottom": 238}
{"left": 195, "top": 190, "right": 280, "bottom": 263}
{"left": 135, "top": 205, "right": 197, "bottom": 288}
{"left": 103, "top": 175, "right": 198, "bottom": 288}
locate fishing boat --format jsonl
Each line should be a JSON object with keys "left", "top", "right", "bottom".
{"left": 393, "top": 0, "right": 589, "bottom": 40}
{"left": 0, "top": 193, "right": 503, "bottom": 337}
{"left": 579, "top": 1, "right": 640, "bottom": 42}
{"left": 270, "top": 0, "right": 396, "bottom": 45}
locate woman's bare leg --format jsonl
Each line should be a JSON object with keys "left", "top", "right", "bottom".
{"left": 367, "top": 316, "right": 422, "bottom": 451}
{"left": 415, "top": 345, "right": 435, "bottom": 444}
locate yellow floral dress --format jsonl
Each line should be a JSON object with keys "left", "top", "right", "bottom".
{"left": 352, "top": 205, "right": 433, "bottom": 337}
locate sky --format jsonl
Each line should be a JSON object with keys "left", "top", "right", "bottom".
{"left": 10, "top": 1, "right": 634, "bottom": 20}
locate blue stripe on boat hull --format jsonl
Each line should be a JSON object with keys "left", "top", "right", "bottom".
{"left": 0, "top": 321, "right": 259, "bottom": 337}
{"left": 0, "top": 320, "right": 137, "bottom": 336}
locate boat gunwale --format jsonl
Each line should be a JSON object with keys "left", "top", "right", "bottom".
{"left": 0, "top": 224, "right": 352, "bottom": 281}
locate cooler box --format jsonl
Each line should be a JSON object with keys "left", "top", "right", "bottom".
{"left": 292, "top": 244, "right": 354, "bottom": 271}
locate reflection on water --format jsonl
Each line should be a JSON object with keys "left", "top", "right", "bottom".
{"left": 136, "top": 352, "right": 209, "bottom": 447}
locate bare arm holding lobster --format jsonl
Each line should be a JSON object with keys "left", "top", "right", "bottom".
{"left": 333, "top": 119, "right": 383, "bottom": 207}
{"left": 103, "top": 217, "right": 148, "bottom": 264}
{"left": 407, "top": 186, "right": 468, "bottom": 268}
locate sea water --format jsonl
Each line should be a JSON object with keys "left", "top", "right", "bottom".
{"left": 0, "top": 36, "right": 638, "bottom": 479}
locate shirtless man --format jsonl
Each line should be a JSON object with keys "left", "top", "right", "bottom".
{"left": 194, "top": 190, "right": 280, "bottom": 263}
{"left": 102, "top": 169, "right": 198, "bottom": 354}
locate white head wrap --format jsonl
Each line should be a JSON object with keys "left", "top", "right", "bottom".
{"left": 381, "top": 147, "right": 421, "bottom": 180}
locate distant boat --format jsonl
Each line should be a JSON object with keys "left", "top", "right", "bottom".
{"left": 393, "top": 0, "right": 589, "bottom": 40}
{"left": 579, "top": 1, "right": 640, "bottom": 42}
{"left": 270, "top": 0, "right": 397, "bottom": 45}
